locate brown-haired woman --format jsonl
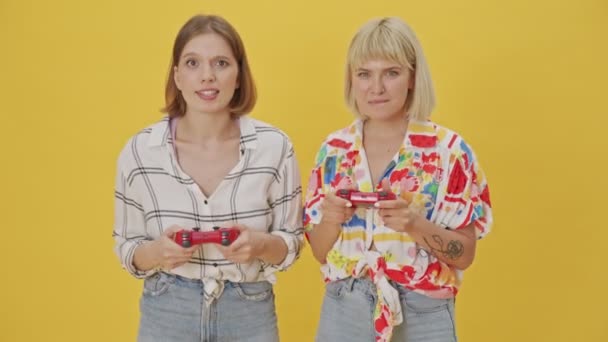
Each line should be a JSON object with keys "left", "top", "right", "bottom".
{"left": 113, "top": 14, "right": 304, "bottom": 341}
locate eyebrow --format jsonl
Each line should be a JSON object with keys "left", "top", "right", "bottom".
{"left": 356, "top": 65, "right": 402, "bottom": 72}
{"left": 181, "top": 52, "right": 232, "bottom": 60}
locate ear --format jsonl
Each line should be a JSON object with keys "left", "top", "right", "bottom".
{"left": 173, "top": 66, "right": 182, "bottom": 90}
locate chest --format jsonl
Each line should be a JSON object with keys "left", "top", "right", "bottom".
{"left": 340, "top": 144, "right": 446, "bottom": 214}
{"left": 176, "top": 140, "right": 240, "bottom": 197}
{"left": 363, "top": 138, "right": 402, "bottom": 187}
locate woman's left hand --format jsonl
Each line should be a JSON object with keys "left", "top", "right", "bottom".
{"left": 216, "top": 224, "right": 267, "bottom": 263}
{"left": 375, "top": 179, "right": 421, "bottom": 233}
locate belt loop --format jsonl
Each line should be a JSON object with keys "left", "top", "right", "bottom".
{"left": 346, "top": 277, "right": 357, "bottom": 292}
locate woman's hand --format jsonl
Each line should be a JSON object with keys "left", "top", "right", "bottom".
{"left": 376, "top": 179, "right": 422, "bottom": 233}
{"left": 319, "top": 186, "right": 357, "bottom": 226}
{"left": 307, "top": 184, "right": 357, "bottom": 263}
{"left": 151, "top": 225, "right": 200, "bottom": 270}
{"left": 216, "top": 225, "right": 268, "bottom": 263}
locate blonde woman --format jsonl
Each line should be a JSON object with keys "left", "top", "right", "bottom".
{"left": 304, "top": 17, "right": 493, "bottom": 342}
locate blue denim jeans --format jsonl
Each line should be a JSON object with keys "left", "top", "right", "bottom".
{"left": 316, "top": 277, "right": 457, "bottom": 342}
{"left": 138, "top": 272, "right": 278, "bottom": 342}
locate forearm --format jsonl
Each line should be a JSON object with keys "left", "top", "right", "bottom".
{"left": 408, "top": 219, "right": 476, "bottom": 269}
{"left": 132, "top": 240, "right": 161, "bottom": 272}
{"left": 257, "top": 233, "right": 289, "bottom": 265}
{"left": 307, "top": 222, "right": 342, "bottom": 263}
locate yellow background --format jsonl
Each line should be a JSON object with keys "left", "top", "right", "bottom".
{"left": 1, "top": 0, "right": 607, "bottom": 341}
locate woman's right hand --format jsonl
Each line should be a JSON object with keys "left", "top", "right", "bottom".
{"left": 319, "top": 187, "right": 357, "bottom": 226}
{"left": 136, "top": 225, "right": 200, "bottom": 271}
{"left": 308, "top": 185, "right": 357, "bottom": 263}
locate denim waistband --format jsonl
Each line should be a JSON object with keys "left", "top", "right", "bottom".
{"left": 156, "top": 272, "right": 269, "bottom": 290}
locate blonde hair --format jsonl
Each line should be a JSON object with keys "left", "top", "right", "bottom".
{"left": 345, "top": 17, "right": 435, "bottom": 120}
{"left": 162, "top": 14, "right": 256, "bottom": 118}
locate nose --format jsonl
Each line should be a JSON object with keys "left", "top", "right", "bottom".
{"left": 200, "top": 65, "right": 216, "bottom": 83}
{"left": 370, "top": 75, "right": 385, "bottom": 95}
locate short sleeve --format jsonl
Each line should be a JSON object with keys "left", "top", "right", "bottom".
{"left": 433, "top": 139, "right": 493, "bottom": 239}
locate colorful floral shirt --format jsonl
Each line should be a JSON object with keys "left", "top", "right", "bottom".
{"left": 303, "top": 119, "right": 493, "bottom": 341}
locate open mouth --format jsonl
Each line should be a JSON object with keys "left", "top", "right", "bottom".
{"left": 196, "top": 89, "right": 219, "bottom": 100}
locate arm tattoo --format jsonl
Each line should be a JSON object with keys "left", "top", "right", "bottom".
{"left": 423, "top": 235, "right": 464, "bottom": 260}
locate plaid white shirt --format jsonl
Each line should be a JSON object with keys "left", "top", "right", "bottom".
{"left": 113, "top": 116, "right": 304, "bottom": 302}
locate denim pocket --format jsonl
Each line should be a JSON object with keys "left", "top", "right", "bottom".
{"left": 234, "top": 281, "right": 273, "bottom": 302}
{"left": 403, "top": 290, "right": 450, "bottom": 314}
{"left": 142, "top": 272, "right": 173, "bottom": 297}
{"left": 325, "top": 280, "right": 346, "bottom": 299}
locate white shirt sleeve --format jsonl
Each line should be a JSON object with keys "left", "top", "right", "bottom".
{"left": 264, "top": 143, "right": 304, "bottom": 274}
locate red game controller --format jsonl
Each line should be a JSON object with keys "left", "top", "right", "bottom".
{"left": 174, "top": 227, "right": 241, "bottom": 247}
{"left": 335, "top": 189, "right": 397, "bottom": 207}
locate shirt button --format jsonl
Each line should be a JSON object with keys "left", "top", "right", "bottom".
{"left": 204, "top": 200, "right": 208, "bottom": 205}
{"left": 213, "top": 263, "right": 218, "bottom": 267}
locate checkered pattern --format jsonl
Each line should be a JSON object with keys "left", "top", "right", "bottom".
{"left": 113, "top": 116, "right": 304, "bottom": 299}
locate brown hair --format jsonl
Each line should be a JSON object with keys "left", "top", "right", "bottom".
{"left": 162, "top": 15, "right": 257, "bottom": 117}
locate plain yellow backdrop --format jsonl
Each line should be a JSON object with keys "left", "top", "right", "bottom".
{"left": 1, "top": 0, "right": 607, "bottom": 341}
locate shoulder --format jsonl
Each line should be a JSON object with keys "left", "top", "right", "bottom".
{"left": 435, "top": 122, "right": 477, "bottom": 162}
{"left": 409, "top": 120, "right": 475, "bottom": 156}
{"left": 316, "top": 120, "right": 360, "bottom": 153}
{"left": 116, "top": 117, "right": 169, "bottom": 170}
{"left": 247, "top": 117, "right": 294, "bottom": 148}
{"left": 420, "top": 120, "right": 481, "bottom": 173}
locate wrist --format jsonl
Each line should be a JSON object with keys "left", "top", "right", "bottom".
{"left": 255, "top": 232, "right": 270, "bottom": 257}
{"left": 407, "top": 213, "right": 426, "bottom": 233}
{"left": 317, "top": 219, "right": 342, "bottom": 232}
{"left": 148, "top": 239, "right": 163, "bottom": 268}
{"left": 132, "top": 240, "right": 161, "bottom": 271}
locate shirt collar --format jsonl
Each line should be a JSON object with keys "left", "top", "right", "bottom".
{"left": 147, "top": 115, "right": 259, "bottom": 150}
{"left": 353, "top": 118, "right": 438, "bottom": 149}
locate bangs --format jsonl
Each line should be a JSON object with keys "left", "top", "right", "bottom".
{"left": 348, "top": 23, "right": 414, "bottom": 71}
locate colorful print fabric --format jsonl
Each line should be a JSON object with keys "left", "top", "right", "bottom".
{"left": 304, "top": 119, "right": 493, "bottom": 341}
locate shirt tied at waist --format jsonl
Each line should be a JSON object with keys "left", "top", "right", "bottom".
{"left": 353, "top": 250, "right": 403, "bottom": 342}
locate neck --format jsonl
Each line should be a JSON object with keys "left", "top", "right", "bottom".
{"left": 363, "top": 113, "right": 410, "bottom": 139}
{"left": 177, "top": 112, "right": 240, "bottom": 144}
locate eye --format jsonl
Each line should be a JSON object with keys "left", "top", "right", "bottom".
{"left": 185, "top": 59, "right": 198, "bottom": 67}
{"left": 215, "top": 59, "right": 229, "bottom": 68}
{"left": 387, "top": 70, "right": 400, "bottom": 77}
{"left": 356, "top": 71, "right": 369, "bottom": 79}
